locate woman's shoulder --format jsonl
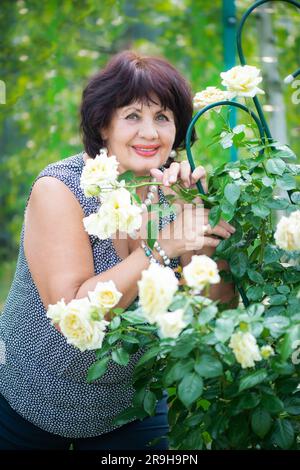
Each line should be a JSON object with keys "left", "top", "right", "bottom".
{"left": 38, "top": 151, "right": 84, "bottom": 178}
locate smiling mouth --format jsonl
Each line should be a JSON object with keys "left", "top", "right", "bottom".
{"left": 132, "top": 146, "right": 160, "bottom": 157}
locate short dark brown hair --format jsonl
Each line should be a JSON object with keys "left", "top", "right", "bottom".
{"left": 80, "top": 50, "right": 196, "bottom": 164}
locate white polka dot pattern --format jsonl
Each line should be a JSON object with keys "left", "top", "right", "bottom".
{"left": 0, "top": 152, "right": 180, "bottom": 438}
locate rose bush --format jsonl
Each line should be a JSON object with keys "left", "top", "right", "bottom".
{"left": 47, "top": 64, "right": 300, "bottom": 450}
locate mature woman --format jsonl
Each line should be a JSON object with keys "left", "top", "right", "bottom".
{"left": 0, "top": 51, "right": 236, "bottom": 450}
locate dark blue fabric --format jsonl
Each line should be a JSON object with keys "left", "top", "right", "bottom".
{"left": 0, "top": 393, "right": 169, "bottom": 450}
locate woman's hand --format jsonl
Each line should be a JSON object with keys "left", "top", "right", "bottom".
{"left": 158, "top": 205, "right": 235, "bottom": 259}
{"left": 150, "top": 160, "right": 208, "bottom": 192}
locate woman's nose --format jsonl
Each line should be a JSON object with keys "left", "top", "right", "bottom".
{"left": 138, "top": 119, "right": 159, "bottom": 139}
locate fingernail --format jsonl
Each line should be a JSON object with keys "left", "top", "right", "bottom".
{"left": 169, "top": 176, "right": 176, "bottom": 182}
{"left": 231, "top": 227, "right": 236, "bottom": 233}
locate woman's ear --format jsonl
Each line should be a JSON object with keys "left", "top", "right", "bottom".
{"left": 100, "top": 127, "right": 108, "bottom": 141}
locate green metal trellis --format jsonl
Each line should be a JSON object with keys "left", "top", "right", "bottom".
{"left": 185, "top": 0, "right": 300, "bottom": 307}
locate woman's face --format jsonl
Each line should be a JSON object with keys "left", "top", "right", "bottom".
{"left": 101, "top": 98, "right": 176, "bottom": 176}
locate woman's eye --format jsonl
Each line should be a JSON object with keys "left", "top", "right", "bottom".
{"left": 126, "top": 113, "right": 139, "bottom": 120}
{"left": 156, "top": 114, "right": 169, "bottom": 121}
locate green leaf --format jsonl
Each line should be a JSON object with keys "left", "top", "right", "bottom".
{"left": 266, "top": 158, "right": 286, "bottom": 175}
{"left": 137, "top": 346, "right": 160, "bottom": 367}
{"left": 194, "top": 354, "right": 223, "bottom": 378}
{"left": 220, "top": 199, "right": 235, "bottom": 221}
{"left": 112, "top": 407, "right": 147, "bottom": 426}
{"left": 197, "top": 304, "right": 218, "bottom": 325}
{"left": 111, "top": 348, "right": 130, "bottom": 366}
{"left": 262, "top": 176, "right": 274, "bottom": 187}
{"left": 291, "top": 191, "right": 300, "bottom": 204}
{"left": 224, "top": 183, "right": 241, "bottom": 205}
{"left": 208, "top": 205, "right": 221, "bottom": 228}
{"left": 87, "top": 356, "right": 110, "bottom": 383}
{"left": 178, "top": 372, "right": 203, "bottom": 408}
{"left": 147, "top": 219, "right": 158, "bottom": 250}
{"left": 215, "top": 318, "right": 235, "bottom": 342}
{"left": 264, "top": 316, "right": 290, "bottom": 337}
{"left": 278, "top": 324, "right": 300, "bottom": 361}
{"left": 121, "top": 334, "right": 140, "bottom": 344}
{"left": 182, "top": 428, "right": 203, "bottom": 450}
{"left": 247, "top": 285, "right": 263, "bottom": 301}
{"left": 163, "top": 358, "right": 194, "bottom": 386}
{"left": 269, "top": 294, "right": 287, "bottom": 306}
{"left": 276, "top": 174, "right": 296, "bottom": 191}
{"left": 229, "top": 251, "right": 248, "bottom": 278}
{"left": 251, "top": 202, "right": 270, "bottom": 218}
{"left": 251, "top": 408, "right": 272, "bottom": 438}
{"left": 283, "top": 396, "right": 300, "bottom": 415}
{"left": 109, "top": 316, "right": 121, "bottom": 330}
{"left": 118, "top": 170, "right": 135, "bottom": 183}
{"left": 170, "top": 336, "right": 197, "bottom": 358}
{"left": 276, "top": 285, "right": 290, "bottom": 295}
{"left": 271, "top": 419, "right": 295, "bottom": 449}
{"left": 239, "top": 369, "right": 268, "bottom": 392}
{"left": 143, "top": 390, "right": 157, "bottom": 416}
{"left": 264, "top": 245, "right": 281, "bottom": 264}
{"left": 261, "top": 394, "right": 284, "bottom": 414}
{"left": 247, "top": 269, "right": 264, "bottom": 284}
{"left": 265, "top": 198, "right": 290, "bottom": 210}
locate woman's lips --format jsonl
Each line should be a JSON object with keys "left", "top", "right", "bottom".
{"left": 132, "top": 146, "right": 160, "bottom": 157}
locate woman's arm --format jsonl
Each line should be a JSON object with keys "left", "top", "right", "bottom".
{"left": 24, "top": 177, "right": 160, "bottom": 315}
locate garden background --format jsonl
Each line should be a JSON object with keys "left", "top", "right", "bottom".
{"left": 0, "top": 0, "right": 299, "bottom": 308}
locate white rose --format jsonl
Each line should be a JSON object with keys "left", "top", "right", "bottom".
{"left": 233, "top": 124, "right": 246, "bottom": 134}
{"left": 80, "top": 150, "right": 119, "bottom": 197}
{"left": 60, "top": 298, "right": 109, "bottom": 352}
{"left": 220, "top": 65, "right": 265, "bottom": 98}
{"left": 220, "top": 131, "right": 233, "bottom": 149}
{"left": 138, "top": 263, "right": 179, "bottom": 323}
{"left": 156, "top": 309, "right": 186, "bottom": 339}
{"left": 229, "top": 169, "right": 242, "bottom": 180}
{"left": 46, "top": 298, "right": 67, "bottom": 323}
{"left": 274, "top": 210, "right": 300, "bottom": 251}
{"left": 193, "top": 87, "right": 234, "bottom": 113}
{"left": 88, "top": 280, "right": 122, "bottom": 312}
{"left": 229, "top": 331, "right": 262, "bottom": 368}
{"left": 183, "top": 255, "right": 220, "bottom": 291}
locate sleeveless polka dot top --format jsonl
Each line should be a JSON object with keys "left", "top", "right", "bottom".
{"left": 0, "top": 152, "right": 180, "bottom": 438}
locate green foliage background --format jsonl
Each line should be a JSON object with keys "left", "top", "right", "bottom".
{"left": 0, "top": 0, "right": 299, "bottom": 304}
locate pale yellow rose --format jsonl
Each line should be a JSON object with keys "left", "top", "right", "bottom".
{"left": 83, "top": 207, "right": 118, "bottom": 239}
{"left": 260, "top": 345, "right": 275, "bottom": 359}
{"left": 105, "top": 187, "right": 143, "bottom": 235}
{"left": 183, "top": 255, "right": 220, "bottom": 291}
{"left": 59, "top": 298, "right": 109, "bottom": 352}
{"left": 156, "top": 309, "right": 186, "bottom": 339}
{"left": 220, "top": 65, "right": 265, "bottom": 98}
{"left": 274, "top": 210, "right": 300, "bottom": 251}
{"left": 193, "top": 86, "right": 234, "bottom": 112}
{"left": 46, "top": 298, "right": 67, "bottom": 323}
{"left": 229, "top": 331, "right": 262, "bottom": 368}
{"left": 80, "top": 150, "right": 119, "bottom": 197}
{"left": 138, "top": 263, "right": 179, "bottom": 323}
{"left": 88, "top": 280, "right": 122, "bottom": 312}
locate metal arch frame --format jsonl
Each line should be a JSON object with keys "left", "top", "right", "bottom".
{"left": 237, "top": 0, "right": 300, "bottom": 141}
{"left": 184, "top": 0, "right": 300, "bottom": 307}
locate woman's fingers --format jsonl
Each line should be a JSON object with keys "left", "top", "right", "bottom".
{"left": 163, "top": 162, "right": 180, "bottom": 186}
{"left": 149, "top": 168, "right": 164, "bottom": 182}
{"left": 191, "top": 165, "right": 208, "bottom": 193}
{"left": 178, "top": 160, "right": 191, "bottom": 188}
{"left": 203, "top": 223, "right": 232, "bottom": 240}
